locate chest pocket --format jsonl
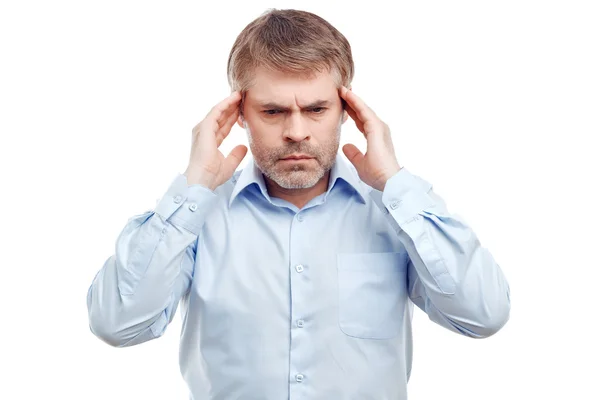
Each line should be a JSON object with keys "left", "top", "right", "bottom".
{"left": 337, "top": 252, "right": 408, "bottom": 339}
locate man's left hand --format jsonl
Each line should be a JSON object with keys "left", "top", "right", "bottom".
{"left": 339, "top": 86, "right": 403, "bottom": 192}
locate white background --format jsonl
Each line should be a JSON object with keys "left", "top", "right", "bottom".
{"left": 1, "top": 0, "right": 598, "bottom": 399}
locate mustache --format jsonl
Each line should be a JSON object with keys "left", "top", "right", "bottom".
{"left": 273, "top": 144, "right": 321, "bottom": 159}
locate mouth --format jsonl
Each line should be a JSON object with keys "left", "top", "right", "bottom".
{"left": 280, "top": 154, "right": 314, "bottom": 161}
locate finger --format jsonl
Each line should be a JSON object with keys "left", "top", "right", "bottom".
{"left": 219, "top": 105, "right": 240, "bottom": 133}
{"left": 199, "top": 92, "right": 241, "bottom": 137}
{"left": 206, "top": 91, "right": 242, "bottom": 122}
{"left": 216, "top": 107, "right": 240, "bottom": 147}
{"left": 339, "top": 86, "right": 378, "bottom": 125}
{"left": 222, "top": 144, "right": 248, "bottom": 177}
{"left": 216, "top": 94, "right": 242, "bottom": 127}
{"left": 343, "top": 101, "right": 365, "bottom": 135}
{"left": 342, "top": 143, "right": 364, "bottom": 169}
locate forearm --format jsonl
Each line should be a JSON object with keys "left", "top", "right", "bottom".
{"left": 401, "top": 217, "right": 510, "bottom": 338}
{"left": 381, "top": 168, "right": 511, "bottom": 337}
{"left": 86, "top": 174, "right": 218, "bottom": 346}
{"left": 87, "top": 214, "right": 197, "bottom": 346}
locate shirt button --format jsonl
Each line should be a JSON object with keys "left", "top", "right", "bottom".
{"left": 297, "top": 319, "right": 304, "bottom": 328}
{"left": 188, "top": 203, "right": 198, "bottom": 212}
{"left": 295, "top": 265, "right": 304, "bottom": 273}
{"left": 296, "top": 214, "right": 304, "bottom": 222}
{"left": 173, "top": 195, "right": 183, "bottom": 204}
{"left": 390, "top": 201, "right": 400, "bottom": 210}
{"left": 295, "top": 374, "right": 304, "bottom": 383}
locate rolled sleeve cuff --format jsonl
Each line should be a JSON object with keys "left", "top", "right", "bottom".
{"left": 154, "top": 174, "right": 219, "bottom": 235}
{"left": 381, "top": 168, "right": 437, "bottom": 225}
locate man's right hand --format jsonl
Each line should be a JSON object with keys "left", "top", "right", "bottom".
{"left": 184, "top": 91, "right": 248, "bottom": 191}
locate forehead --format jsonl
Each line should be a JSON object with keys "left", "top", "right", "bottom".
{"left": 245, "top": 66, "right": 338, "bottom": 106}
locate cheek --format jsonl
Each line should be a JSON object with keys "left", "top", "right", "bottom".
{"left": 247, "top": 128, "right": 278, "bottom": 152}
{"left": 315, "top": 117, "right": 342, "bottom": 137}
{"left": 247, "top": 121, "right": 295, "bottom": 146}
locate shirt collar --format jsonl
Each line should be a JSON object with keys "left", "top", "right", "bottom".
{"left": 229, "top": 152, "right": 369, "bottom": 207}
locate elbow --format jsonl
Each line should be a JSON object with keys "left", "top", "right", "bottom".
{"left": 87, "top": 297, "right": 133, "bottom": 348}
{"left": 87, "top": 293, "right": 164, "bottom": 348}
{"left": 460, "top": 277, "right": 512, "bottom": 339}
{"left": 446, "top": 289, "right": 511, "bottom": 339}
{"left": 469, "top": 295, "right": 511, "bottom": 339}
{"left": 87, "top": 290, "right": 125, "bottom": 347}
{"left": 481, "top": 286, "right": 511, "bottom": 338}
{"left": 88, "top": 317, "right": 131, "bottom": 348}
{"left": 475, "top": 306, "right": 510, "bottom": 338}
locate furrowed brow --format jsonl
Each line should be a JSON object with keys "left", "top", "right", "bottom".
{"left": 258, "top": 100, "right": 332, "bottom": 110}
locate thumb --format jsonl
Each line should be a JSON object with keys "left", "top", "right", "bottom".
{"left": 342, "top": 143, "right": 364, "bottom": 170}
{"left": 223, "top": 144, "right": 248, "bottom": 178}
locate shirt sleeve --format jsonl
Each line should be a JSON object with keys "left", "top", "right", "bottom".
{"left": 86, "top": 174, "right": 219, "bottom": 347}
{"left": 381, "top": 168, "right": 511, "bottom": 338}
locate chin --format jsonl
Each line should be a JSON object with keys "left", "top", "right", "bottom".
{"left": 272, "top": 170, "right": 325, "bottom": 190}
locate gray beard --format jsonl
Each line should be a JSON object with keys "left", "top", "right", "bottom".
{"left": 259, "top": 159, "right": 330, "bottom": 189}
{"left": 245, "top": 117, "right": 341, "bottom": 190}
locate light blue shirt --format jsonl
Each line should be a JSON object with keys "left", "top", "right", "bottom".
{"left": 87, "top": 152, "right": 510, "bottom": 400}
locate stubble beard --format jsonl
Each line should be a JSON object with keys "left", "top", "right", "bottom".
{"left": 245, "top": 119, "right": 342, "bottom": 190}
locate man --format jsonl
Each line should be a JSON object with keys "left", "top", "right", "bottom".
{"left": 87, "top": 8, "right": 510, "bottom": 400}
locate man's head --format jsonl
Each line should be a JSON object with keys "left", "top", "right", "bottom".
{"left": 227, "top": 9, "right": 354, "bottom": 190}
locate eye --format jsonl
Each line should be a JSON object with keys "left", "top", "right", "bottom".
{"left": 310, "top": 107, "right": 326, "bottom": 114}
{"left": 263, "top": 109, "right": 282, "bottom": 116}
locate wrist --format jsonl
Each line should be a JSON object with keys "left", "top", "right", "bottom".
{"left": 184, "top": 169, "right": 217, "bottom": 191}
{"left": 376, "top": 165, "right": 403, "bottom": 191}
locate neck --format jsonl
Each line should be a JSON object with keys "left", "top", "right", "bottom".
{"left": 264, "top": 172, "right": 330, "bottom": 210}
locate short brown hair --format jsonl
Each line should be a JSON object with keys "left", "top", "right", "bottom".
{"left": 227, "top": 8, "right": 354, "bottom": 93}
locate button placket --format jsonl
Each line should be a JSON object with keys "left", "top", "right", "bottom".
{"left": 290, "top": 212, "right": 310, "bottom": 394}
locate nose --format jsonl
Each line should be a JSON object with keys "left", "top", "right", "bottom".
{"left": 283, "top": 112, "right": 310, "bottom": 142}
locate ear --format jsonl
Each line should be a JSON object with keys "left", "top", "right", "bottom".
{"left": 341, "top": 85, "right": 352, "bottom": 124}
{"left": 237, "top": 92, "right": 247, "bottom": 128}
{"left": 236, "top": 101, "right": 246, "bottom": 128}
{"left": 236, "top": 114, "right": 245, "bottom": 128}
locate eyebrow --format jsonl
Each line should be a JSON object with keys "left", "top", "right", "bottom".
{"left": 257, "top": 100, "right": 332, "bottom": 110}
